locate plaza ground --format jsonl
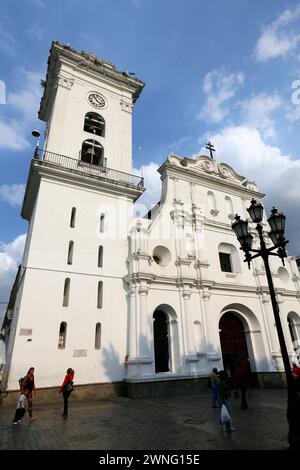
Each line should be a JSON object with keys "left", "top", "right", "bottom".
{"left": 0, "top": 389, "right": 289, "bottom": 450}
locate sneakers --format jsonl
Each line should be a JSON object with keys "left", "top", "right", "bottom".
{"left": 63, "top": 415, "right": 68, "bottom": 420}
{"left": 29, "top": 416, "right": 37, "bottom": 421}
{"left": 12, "top": 421, "right": 18, "bottom": 425}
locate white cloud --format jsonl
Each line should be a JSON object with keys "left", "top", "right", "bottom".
{"left": 8, "top": 69, "right": 42, "bottom": 120}
{"left": 0, "top": 120, "right": 30, "bottom": 150}
{"left": 169, "top": 136, "right": 191, "bottom": 152}
{"left": 202, "top": 125, "right": 300, "bottom": 253}
{"left": 0, "top": 184, "right": 25, "bottom": 206}
{"left": 199, "top": 70, "right": 244, "bottom": 123}
{"left": 0, "top": 22, "right": 17, "bottom": 56}
{"left": 133, "top": 162, "right": 162, "bottom": 215}
{"left": 239, "top": 93, "right": 282, "bottom": 139}
{"left": 0, "top": 68, "right": 43, "bottom": 152}
{"left": 255, "top": 5, "right": 300, "bottom": 62}
{"left": 0, "top": 234, "right": 26, "bottom": 324}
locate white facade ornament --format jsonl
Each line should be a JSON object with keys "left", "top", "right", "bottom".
{"left": 57, "top": 73, "right": 75, "bottom": 90}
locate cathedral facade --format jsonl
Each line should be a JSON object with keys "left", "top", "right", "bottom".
{"left": 1, "top": 42, "right": 300, "bottom": 400}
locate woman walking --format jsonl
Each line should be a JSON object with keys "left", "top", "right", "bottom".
{"left": 59, "top": 368, "right": 74, "bottom": 419}
{"left": 21, "top": 367, "right": 36, "bottom": 421}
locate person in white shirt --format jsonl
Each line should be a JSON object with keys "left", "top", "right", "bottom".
{"left": 12, "top": 394, "right": 26, "bottom": 424}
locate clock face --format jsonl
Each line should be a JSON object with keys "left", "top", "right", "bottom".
{"left": 88, "top": 93, "right": 106, "bottom": 109}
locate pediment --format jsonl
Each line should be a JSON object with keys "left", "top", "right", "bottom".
{"left": 166, "top": 154, "right": 247, "bottom": 186}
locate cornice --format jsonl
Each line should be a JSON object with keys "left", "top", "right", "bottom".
{"left": 39, "top": 41, "right": 145, "bottom": 120}
{"left": 159, "top": 155, "right": 265, "bottom": 199}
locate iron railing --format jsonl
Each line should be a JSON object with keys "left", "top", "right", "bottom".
{"left": 34, "top": 149, "right": 144, "bottom": 188}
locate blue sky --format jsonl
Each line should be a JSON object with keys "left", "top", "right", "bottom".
{"left": 1, "top": 0, "right": 300, "bottom": 310}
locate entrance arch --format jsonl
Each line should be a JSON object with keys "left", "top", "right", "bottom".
{"left": 288, "top": 312, "right": 300, "bottom": 362}
{"left": 219, "top": 312, "right": 251, "bottom": 377}
{"left": 153, "top": 310, "right": 169, "bottom": 373}
{"left": 153, "top": 304, "right": 180, "bottom": 373}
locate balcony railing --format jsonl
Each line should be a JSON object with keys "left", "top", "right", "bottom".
{"left": 34, "top": 149, "right": 144, "bottom": 189}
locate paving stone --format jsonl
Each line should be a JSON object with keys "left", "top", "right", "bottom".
{"left": 0, "top": 389, "right": 289, "bottom": 450}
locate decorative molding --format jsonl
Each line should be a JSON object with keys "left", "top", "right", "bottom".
{"left": 182, "top": 289, "right": 192, "bottom": 299}
{"left": 166, "top": 154, "right": 247, "bottom": 186}
{"left": 210, "top": 209, "right": 219, "bottom": 216}
{"left": 57, "top": 73, "right": 75, "bottom": 90}
{"left": 120, "top": 98, "right": 133, "bottom": 113}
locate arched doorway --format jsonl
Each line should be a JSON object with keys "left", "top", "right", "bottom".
{"left": 219, "top": 312, "right": 251, "bottom": 377}
{"left": 153, "top": 310, "right": 169, "bottom": 373}
{"left": 288, "top": 312, "right": 300, "bottom": 362}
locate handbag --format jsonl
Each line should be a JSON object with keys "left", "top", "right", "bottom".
{"left": 220, "top": 404, "right": 231, "bottom": 423}
{"left": 64, "top": 380, "right": 74, "bottom": 393}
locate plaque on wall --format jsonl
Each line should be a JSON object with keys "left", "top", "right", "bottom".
{"left": 73, "top": 349, "right": 88, "bottom": 357}
{"left": 19, "top": 329, "right": 32, "bottom": 336}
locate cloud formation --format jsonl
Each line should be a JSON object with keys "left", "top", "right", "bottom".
{"left": 0, "top": 68, "right": 42, "bottom": 151}
{"left": 255, "top": 5, "right": 300, "bottom": 62}
{"left": 198, "top": 70, "right": 244, "bottom": 123}
{"left": 239, "top": 92, "right": 282, "bottom": 139}
{"left": 0, "top": 184, "right": 25, "bottom": 206}
{"left": 203, "top": 125, "right": 300, "bottom": 254}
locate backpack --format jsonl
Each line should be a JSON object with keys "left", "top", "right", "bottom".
{"left": 19, "top": 377, "right": 24, "bottom": 391}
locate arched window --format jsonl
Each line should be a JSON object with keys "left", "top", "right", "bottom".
{"left": 99, "top": 214, "right": 105, "bottom": 233}
{"left": 67, "top": 241, "right": 74, "bottom": 265}
{"left": 84, "top": 112, "right": 105, "bottom": 137}
{"left": 225, "top": 196, "right": 234, "bottom": 219}
{"left": 63, "top": 278, "right": 70, "bottom": 307}
{"left": 97, "top": 281, "right": 103, "bottom": 309}
{"left": 98, "top": 246, "right": 103, "bottom": 267}
{"left": 218, "top": 243, "right": 240, "bottom": 273}
{"left": 70, "top": 207, "right": 76, "bottom": 228}
{"left": 207, "top": 191, "right": 218, "bottom": 216}
{"left": 81, "top": 139, "right": 104, "bottom": 166}
{"left": 95, "top": 323, "right": 101, "bottom": 349}
{"left": 58, "top": 322, "right": 67, "bottom": 349}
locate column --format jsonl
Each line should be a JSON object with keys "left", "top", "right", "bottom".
{"left": 261, "top": 294, "right": 283, "bottom": 371}
{"left": 202, "top": 288, "right": 221, "bottom": 361}
{"left": 138, "top": 286, "right": 150, "bottom": 357}
{"left": 182, "top": 289, "right": 195, "bottom": 356}
{"left": 128, "top": 286, "right": 137, "bottom": 360}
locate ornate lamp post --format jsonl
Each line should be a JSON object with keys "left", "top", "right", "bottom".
{"left": 232, "top": 199, "right": 300, "bottom": 449}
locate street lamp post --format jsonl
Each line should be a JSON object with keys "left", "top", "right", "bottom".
{"left": 232, "top": 199, "right": 300, "bottom": 450}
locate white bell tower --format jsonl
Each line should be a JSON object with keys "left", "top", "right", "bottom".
{"left": 2, "top": 42, "right": 145, "bottom": 395}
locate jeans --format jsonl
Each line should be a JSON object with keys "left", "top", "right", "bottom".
{"left": 211, "top": 382, "right": 218, "bottom": 407}
{"left": 63, "top": 391, "right": 71, "bottom": 416}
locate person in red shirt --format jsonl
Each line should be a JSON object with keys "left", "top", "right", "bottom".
{"left": 292, "top": 363, "right": 300, "bottom": 381}
{"left": 59, "top": 368, "right": 74, "bottom": 419}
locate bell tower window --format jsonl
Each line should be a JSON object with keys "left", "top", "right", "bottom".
{"left": 84, "top": 112, "right": 105, "bottom": 137}
{"left": 81, "top": 139, "right": 104, "bottom": 166}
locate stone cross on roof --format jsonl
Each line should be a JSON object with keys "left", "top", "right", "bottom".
{"left": 205, "top": 141, "right": 215, "bottom": 159}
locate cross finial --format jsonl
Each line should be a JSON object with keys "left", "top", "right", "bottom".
{"left": 205, "top": 141, "right": 215, "bottom": 159}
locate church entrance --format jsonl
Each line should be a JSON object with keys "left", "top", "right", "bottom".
{"left": 153, "top": 310, "right": 169, "bottom": 373}
{"left": 219, "top": 312, "right": 251, "bottom": 378}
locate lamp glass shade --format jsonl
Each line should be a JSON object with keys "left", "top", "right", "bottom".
{"left": 232, "top": 215, "right": 249, "bottom": 239}
{"left": 247, "top": 199, "right": 264, "bottom": 223}
{"left": 239, "top": 233, "right": 253, "bottom": 251}
{"left": 267, "top": 208, "right": 286, "bottom": 235}
{"left": 268, "top": 231, "right": 279, "bottom": 246}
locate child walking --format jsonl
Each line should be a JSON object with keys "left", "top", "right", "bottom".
{"left": 12, "top": 394, "right": 26, "bottom": 424}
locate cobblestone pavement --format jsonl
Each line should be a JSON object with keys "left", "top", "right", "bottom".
{"left": 0, "top": 389, "right": 289, "bottom": 450}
